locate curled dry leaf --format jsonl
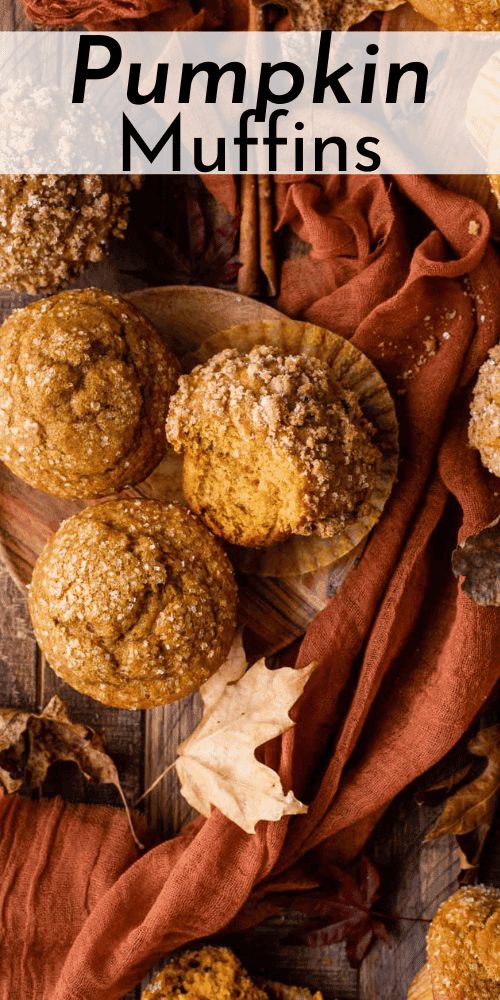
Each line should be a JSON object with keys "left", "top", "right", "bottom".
{"left": 0, "top": 695, "right": 141, "bottom": 847}
{"left": 452, "top": 516, "right": 500, "bottom": 607}
{"left": 425, "top": 723, "right": 500, "bottom": 875}
{"left": 254, "top": 0, "right": 400, "bottom": 30}
{"left": 176, "top": 633, "right": 317, "bottom": 834}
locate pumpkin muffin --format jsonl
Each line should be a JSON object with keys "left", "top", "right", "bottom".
{"left": 409, "top": 0, "right": 499, "bottom": 30}
{"left": 141, "top": 947, "right": 324, "bottom": 1000}
{"left": 28, "top": 500, "right": 237, "bottom": 709}
{"left": 166, "top": 345, "right": 382, "bottom": 548}
{"left": 426, "top": 886, "right": 500, "bottom": 998}
{"left": 0, "top": 174, "right": 140, "bottom": 294}
{"left": 142, "top": 947, "right": 267, "bottom": 1000}
{"left": 469, "top": 344, "right": 500, "bottom": 478}
{"left": 0, "top": 288, "right": 179, "bottom": 498}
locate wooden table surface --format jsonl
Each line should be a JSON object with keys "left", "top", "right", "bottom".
{"left": 0, "top": 3, "right": 499, "bottom": 998}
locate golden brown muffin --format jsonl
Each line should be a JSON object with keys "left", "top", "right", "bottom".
{"left": 427, "top": 886, "right": 500, "bottom": 999}
{"left": 0, "top": 288, "right": 179, "bottom": 498}
{"left": 141, "top": 947, "right": 267, "bottom": 1000}
{"left": 469, "top": 344, "right": 500, "bottom": 478}
{"left": 166, "top": 345, "right": 381, "bottom": 548}
{"left": 28, "top": 500, "right": 237, "bottom": 709}
{"left": 409, "top": 0, "right": 500, "bottom": 30}
{"left": 0, "top": 175, "right": 140, "bottom": 294}
{"left": 141, "top": 947, "right": 325, "bottom": 1000}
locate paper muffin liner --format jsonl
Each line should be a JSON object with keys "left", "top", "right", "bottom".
{"left": 183, "top": 319, "right": 399, "bottom": 578}
{"left": 407, "top": 965, "right": 434, "bottom": 1000}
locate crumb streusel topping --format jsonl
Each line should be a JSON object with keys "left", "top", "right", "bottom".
{"left": 0, "top": 174, "right": 141, "bottom": 294}
{"left": 166, "top": 345, "right": 382, "bottom": 547}
{"left": 469, "top": 344, "right": 500, "bottom": 478}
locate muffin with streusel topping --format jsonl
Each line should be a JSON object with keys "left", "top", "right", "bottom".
{"left": 469, "top": 344, "right": 500, "bottom": 478}
{"left": 426, "top": 886, "right": 500, "bottom": 999}
{"left": 0, "top": 174, "right": 140, "bottom": 294}
{"left": 29, "top": 500, "right": 237, "bottom": 709}
{"left": 0, "top": 288, "right": 179, "bottom": 498}
{"left": 141, "top": 947, "right": 267, "bottom": 1000}
{"left": 166, "top": 345, "right": 382, "bottom": 548}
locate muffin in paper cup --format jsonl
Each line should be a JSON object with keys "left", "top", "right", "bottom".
{"left": 174, "top": 318, "right": 398, "bottom": 578}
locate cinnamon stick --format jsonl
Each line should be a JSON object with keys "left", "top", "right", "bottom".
{"left": 237, "top": 174, "right": 260, "bottom": 297}
{"left": 258, "top": 175, "right": 278, "bottom": 297}
{"left": 236, "top": 1, "right": 279, "bottom": 299}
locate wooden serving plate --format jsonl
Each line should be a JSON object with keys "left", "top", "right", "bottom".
{"left": 0, "top": 285, "right": 367, "bottom": 661}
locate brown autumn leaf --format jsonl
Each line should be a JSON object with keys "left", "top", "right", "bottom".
{"left": 452, "top": 516, "right": 500, "bottom": 607}
{"left": 255, "top": 0, "right": 399, "bottom": 30}
{"left": 285, "top": 856, "right": 391, "bottom": 967}
{"left": 142, "top": 633, "right": 318, "bottom": 834}
{"left": 0, "top": 695, "right": 141, "bottom": 847}
{"left": 425, "top": 723, "right": 500, "bottom": 874}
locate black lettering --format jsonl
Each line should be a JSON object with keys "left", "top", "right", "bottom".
{"left": 355, "top": 136, "right": 380, "bottom": 171}
{"left": 127, "top": 63, "right": 168, "bottom": 104}
{"left": 386, "top": 62, "right": 428, "bottom": 103}
{"left": 179, "top": 62, "right": 246, "bottom": 103}
{"left": 122, "top": 112, "right": 181, "bottom": 171}
{"left": 314, "top": 135, "right": 347, "bottom": 172}
{"left": 313, "top": 32, "right": 352, "bottom": 104}
{"left": 255, "top": 62, "right": 304, "bottom": 122}
{"left": 193, "top": 137, "right": 226, "bottom": 171}
{"left": 72, "top": 35, "right": 122, "bottom": 103}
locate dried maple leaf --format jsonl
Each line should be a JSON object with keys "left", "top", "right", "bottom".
{"left": 452, "top": 516, "right": 500, "bottom": 607}
{"left": 0, "top": 695, "right": 141, "bottom": 847}
{"left": 127, "top": 177, "right": 240, "bottom": 288}
{"left": 285, "top": 856, "right": 391, "bottom": 967}
{"left": 176, "top": 634, "right": 317, "bottom": 834}
{"left": 140, "top": 634, "right": 318, "bottom": 834}
{"left": 425, "top": 723, "right": 500, "bottom": 875}
{"left": 255, "top": 0, "right": 399, "bottom": 30}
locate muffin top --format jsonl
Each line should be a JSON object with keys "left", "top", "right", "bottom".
{"left": 427, "top": 886, "right": 500, "bottom": 998}
{"left": 29, "top": 500, "right": 237, "bottom": 709}
{"left": 0, "top": 174, "right": 140, "bottom": 294}
{"left": 0, "top": 288, "right": 179, "bottom": 498}
{"left": 141, "top": 947, "right": 267, "bottom": 1000}
{"left": 469, "top": 344, "right": 500, "bottom": 478}
{"left": 408, "top": 0, "right": 498, "bottom": 30}
{"left": 166, "top": 345, "right": 381, "bottom": 547}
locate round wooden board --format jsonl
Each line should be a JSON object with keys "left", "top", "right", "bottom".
{"left": 0, "top": 285, "right": 366, "bottom": 659}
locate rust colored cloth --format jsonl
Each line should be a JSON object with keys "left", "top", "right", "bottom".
{"left": 24, "top": 0, "right": 169, "bottom": 27}
{"left": 0, "top": 174, "right": 498, "bottom": 1000}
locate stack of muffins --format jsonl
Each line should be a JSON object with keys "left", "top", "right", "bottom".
{"left": 0, "top": 174, "right": 496, "bottom": 713}
{"left": 0, "top": 175, "right": 394, "bottom": 710}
